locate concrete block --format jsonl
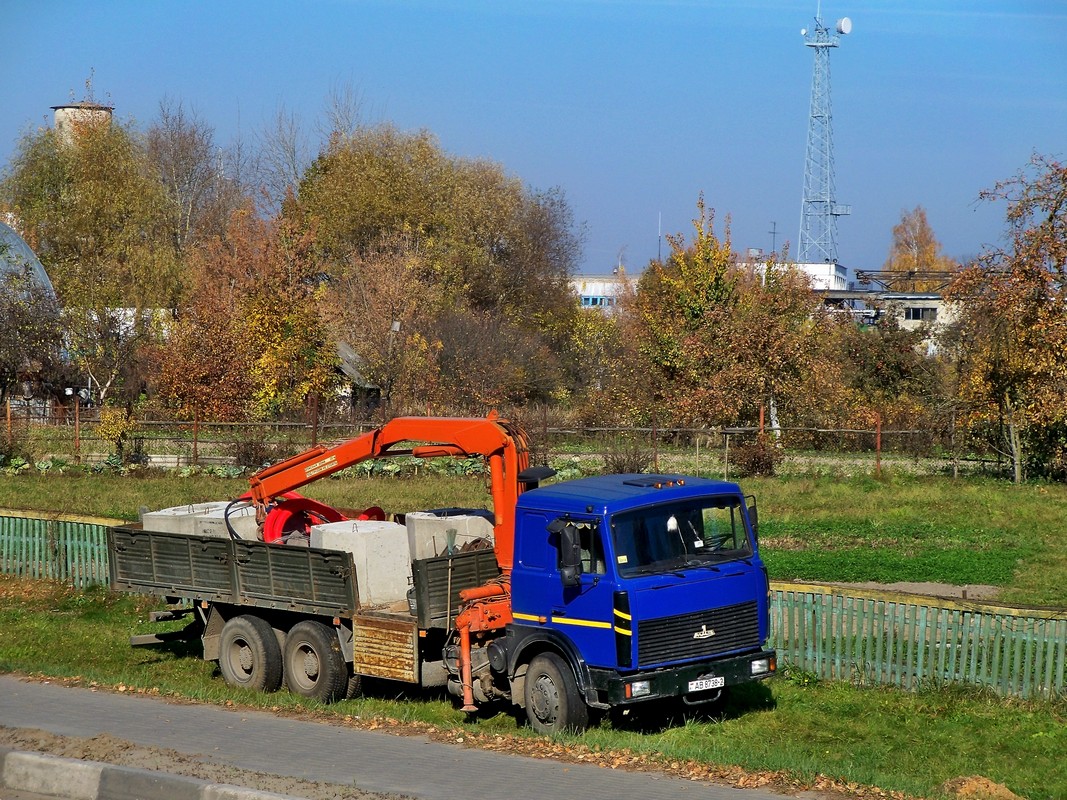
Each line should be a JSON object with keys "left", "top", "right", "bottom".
{"left": 310, "top": 520, "right": 410, "bottom": 606}
{"left": 195, "top": 504, "right": 259, "bottom": 540}
{"left": 406, "top": 511, "right": 494, "bottom": 560}
{"left": 142, "top": 502, "right": 229, "bottom": 535}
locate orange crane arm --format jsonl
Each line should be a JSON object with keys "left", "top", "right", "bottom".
{"left": 246, "top": 412, "right": 531, "bottom": 572}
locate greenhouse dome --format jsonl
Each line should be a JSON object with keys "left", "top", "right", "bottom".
{"left": 0, "top": 221, "right": 57, "bottom": 300}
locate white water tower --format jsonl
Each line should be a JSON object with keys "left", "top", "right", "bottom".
{"left": 51, "top": 101, "right": 114, "bottom": 145}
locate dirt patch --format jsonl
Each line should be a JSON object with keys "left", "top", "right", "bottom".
{"left": 0, "top": 725, "right": 407, "bottom": 800}
{"left": 940, "top": 776, "right": 1023, "bottom": 800}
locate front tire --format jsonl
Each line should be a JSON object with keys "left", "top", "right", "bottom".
{"left": 218, "top": 615, "right": 283, "bottom": 693}
{"left": 283, "top": 621, "right": 348, "bottom": 703}
{"left": 523, "top": 652, "right": 589, "bottom": 735}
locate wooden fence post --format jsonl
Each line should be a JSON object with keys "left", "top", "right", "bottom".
{"left": 74, "top": 400, "right": 81, "bottom": 465}
{"left": 875, "top": 414, "right": 882, "bottom": 478}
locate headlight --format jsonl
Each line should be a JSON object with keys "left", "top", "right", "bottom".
{"left": 625, "top": 680, "right": 652, "bottom": 698}
{"left": 751, "top": 657, "right": 775, "bottom": 675}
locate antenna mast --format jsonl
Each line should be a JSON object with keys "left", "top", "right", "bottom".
{"left": 798, "top": 11, "right": 851, "bottom": 265}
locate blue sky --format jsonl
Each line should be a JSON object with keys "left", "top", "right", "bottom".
{"left": 3, "top": 1, "right": 1065, "bottom": 277}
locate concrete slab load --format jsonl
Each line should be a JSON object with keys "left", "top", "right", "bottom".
{"left": 0, "top": 675, "right": 805, "bottom": 800}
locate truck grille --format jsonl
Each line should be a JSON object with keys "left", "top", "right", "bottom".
{"left": 636, "top": 600, "right": 760, "bottom": 667}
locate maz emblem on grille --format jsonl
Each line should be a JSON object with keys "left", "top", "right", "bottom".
{"left": 692, "top": 624, "right": 716, "bottom": 640}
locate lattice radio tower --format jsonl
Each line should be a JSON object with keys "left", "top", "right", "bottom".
{"left": 798, "top": 8, "right": 851, "bottom": 265}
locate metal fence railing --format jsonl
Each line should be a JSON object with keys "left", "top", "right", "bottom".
{"left": 4, "top": 402, "right": 1004, "bottom": 478}
{"left": 2, "top": 514, "right": 1063, "bottom": 699}
{"left": 770, "top": 582, "right": 1067, "bottom": 700}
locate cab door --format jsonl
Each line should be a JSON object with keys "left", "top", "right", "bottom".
{"left": 546, "top": 516, "right": 617, "bottom": 667}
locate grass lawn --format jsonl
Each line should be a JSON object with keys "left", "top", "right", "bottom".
{"left": 0, "top": 575, "right": 1063, "bottom": 800}
{"left": 2, "top": 469, "right": 1065, "bottom": 605}
{"left": 2, "top": 469, "right": 1066, "bottom": 798}
{"left": 746, "top": 474, "right": 1067, "bottom": 607}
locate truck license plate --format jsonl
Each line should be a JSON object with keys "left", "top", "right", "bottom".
{"left": 688, "top": 675, "right": 725, "bottom": 692}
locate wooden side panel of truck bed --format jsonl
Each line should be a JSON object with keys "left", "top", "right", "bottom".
{"left": 352, "top": 613, "right": 419, "bottom": 682}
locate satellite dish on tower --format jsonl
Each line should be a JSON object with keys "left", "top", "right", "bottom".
{"left": 836, "top": 17, "right": 852, "bottom": 34}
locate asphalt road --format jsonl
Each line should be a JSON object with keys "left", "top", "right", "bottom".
{"left": 0, "top": 675, "right": 815, "bottom": 800}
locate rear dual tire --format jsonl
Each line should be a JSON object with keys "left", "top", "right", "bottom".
{"left": 283, "top": 620, "right": 349, "bottom": 703}
{"left": 218, "top": 616, "right": 349, "bottom": 703}
{"left": 218, "top": 615, "right": 283, "bottom": 693}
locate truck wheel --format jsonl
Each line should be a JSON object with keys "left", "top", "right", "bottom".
{"left": 219, "top": 615, "right": 283, "bottom": 693}
{"left": 283, "top": 621, "right": 348, "bottom": 703}
{"left": 524, "top": 652, "right": 589, "bottom": 735}
{"left": 345, "top": 673, "right": 364, "bottom": 699}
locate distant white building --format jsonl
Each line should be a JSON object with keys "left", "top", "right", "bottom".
{"left": 880, "top": 294, "right": 957, "bottom": 333}
{"left": 796, "top": 261, "right": 849, "bottom": 291}
{"left": 573, "top": 258, "right": 852, "bottom": 310}
{"left": 572, "top": 273, "right": 628, "bottom": 311}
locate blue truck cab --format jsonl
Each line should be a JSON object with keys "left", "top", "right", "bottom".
{"left": 504, "top": 473, "right": 776, "bottom": 732}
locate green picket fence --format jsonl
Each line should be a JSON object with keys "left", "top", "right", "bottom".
{"left": 770, "top": 582, "right": 1067, "bottom": 699}
{"left": 0, "top": 514, "right": 110, "bottom": 588}
{"left": 2, "top": 514, "right": 1065, "bottom": 699}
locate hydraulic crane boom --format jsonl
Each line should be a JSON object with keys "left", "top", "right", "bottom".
{"left": 246, "top": 412, "right": 531, "bottom": 572}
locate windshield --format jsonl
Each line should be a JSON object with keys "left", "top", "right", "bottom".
{"left": 610, "top": 496, "right": 753, "bottom": 578}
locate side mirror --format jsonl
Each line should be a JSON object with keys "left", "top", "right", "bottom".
{"left": 745, "top": 494, "right": 759, "bottom": 543}
{"left": 558, "top": 522, "right": 582, "bottom": 587}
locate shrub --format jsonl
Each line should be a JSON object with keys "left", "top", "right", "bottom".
{"left": 95, "top": 407, "right": 140, "bottom": 462}
{"left": 602, "top": 437, "right": 654, "bottom": 474}
{"left": 0, "top": 429, "right": 34, "bottom": 468}
{"left": 230, "top": 434, "right": 290, "bottom": 469}
{"left": 731, "top": 436, "right": 783, "bottom": 477}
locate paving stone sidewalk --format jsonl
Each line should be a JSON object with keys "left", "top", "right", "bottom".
{"left": 0, "top": 675, "right": 803, "bottom": 800}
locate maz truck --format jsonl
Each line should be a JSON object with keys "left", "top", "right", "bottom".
{"left": 110, "top": 414, "right": 776, "bottom": 733}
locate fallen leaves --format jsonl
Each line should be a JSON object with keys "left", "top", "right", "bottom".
{"left": 12, "top": 671, "right": 923, "bottom": 800}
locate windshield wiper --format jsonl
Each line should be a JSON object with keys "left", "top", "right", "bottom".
{"left": 684, "top": 558, "right": 721, "bottom": 572}
{"left": 628, "top": 565, "right": 686, "bottom": 578}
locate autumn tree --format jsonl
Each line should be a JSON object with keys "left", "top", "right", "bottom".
{"left": 4, "top": 117, "right": 180, "bottom": 309}
{"left": 883, "top": 206, "right": 959, "bottom": 292}
{"left": 945, "top": 154, "right": 1067, "bottom": 482}
{"left": 150, "top": 210, "right": 257, "bottom": 421}
{"left": 318, "top": 231, "right": 442, "bottom": 413}
{"left": 296, "top": 123, "right": 583, "bottom": 409}
{"left": 146, "top": 98, "right": 249, "bottom": 253}
{"left": 2, "top": 116, "right": 181, "bottom": 404}
{"left": 153, "top": 204, "right": 340, "bottom": 420}
{"left": 255, "top": 105, "right": 312, "bottom": 214}
{"left": 564, "top": 301, "right": 626, "bottom": 422}
{"left": 615, "top": 198, "right": 836, "bottom": 430}
{"left": 833, "top": 313, "right": 938, "bottom": 430}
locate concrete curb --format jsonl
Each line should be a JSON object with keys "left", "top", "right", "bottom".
{"left": 0, "top": 747, "right": 305, "bottom": 800}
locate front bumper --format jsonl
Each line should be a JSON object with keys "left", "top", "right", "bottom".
{"left": 588, "top": 648, "right": 777, "bottom": 706}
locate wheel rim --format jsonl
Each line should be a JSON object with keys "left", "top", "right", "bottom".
{"left": 530, "top": 673, "right": 560, "bottom": 725}
{"left": 226, "top": 638, "right": 254, "bottom": 682}
{"left": 289, "top": 643, "right": 320, "bottom": 691}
